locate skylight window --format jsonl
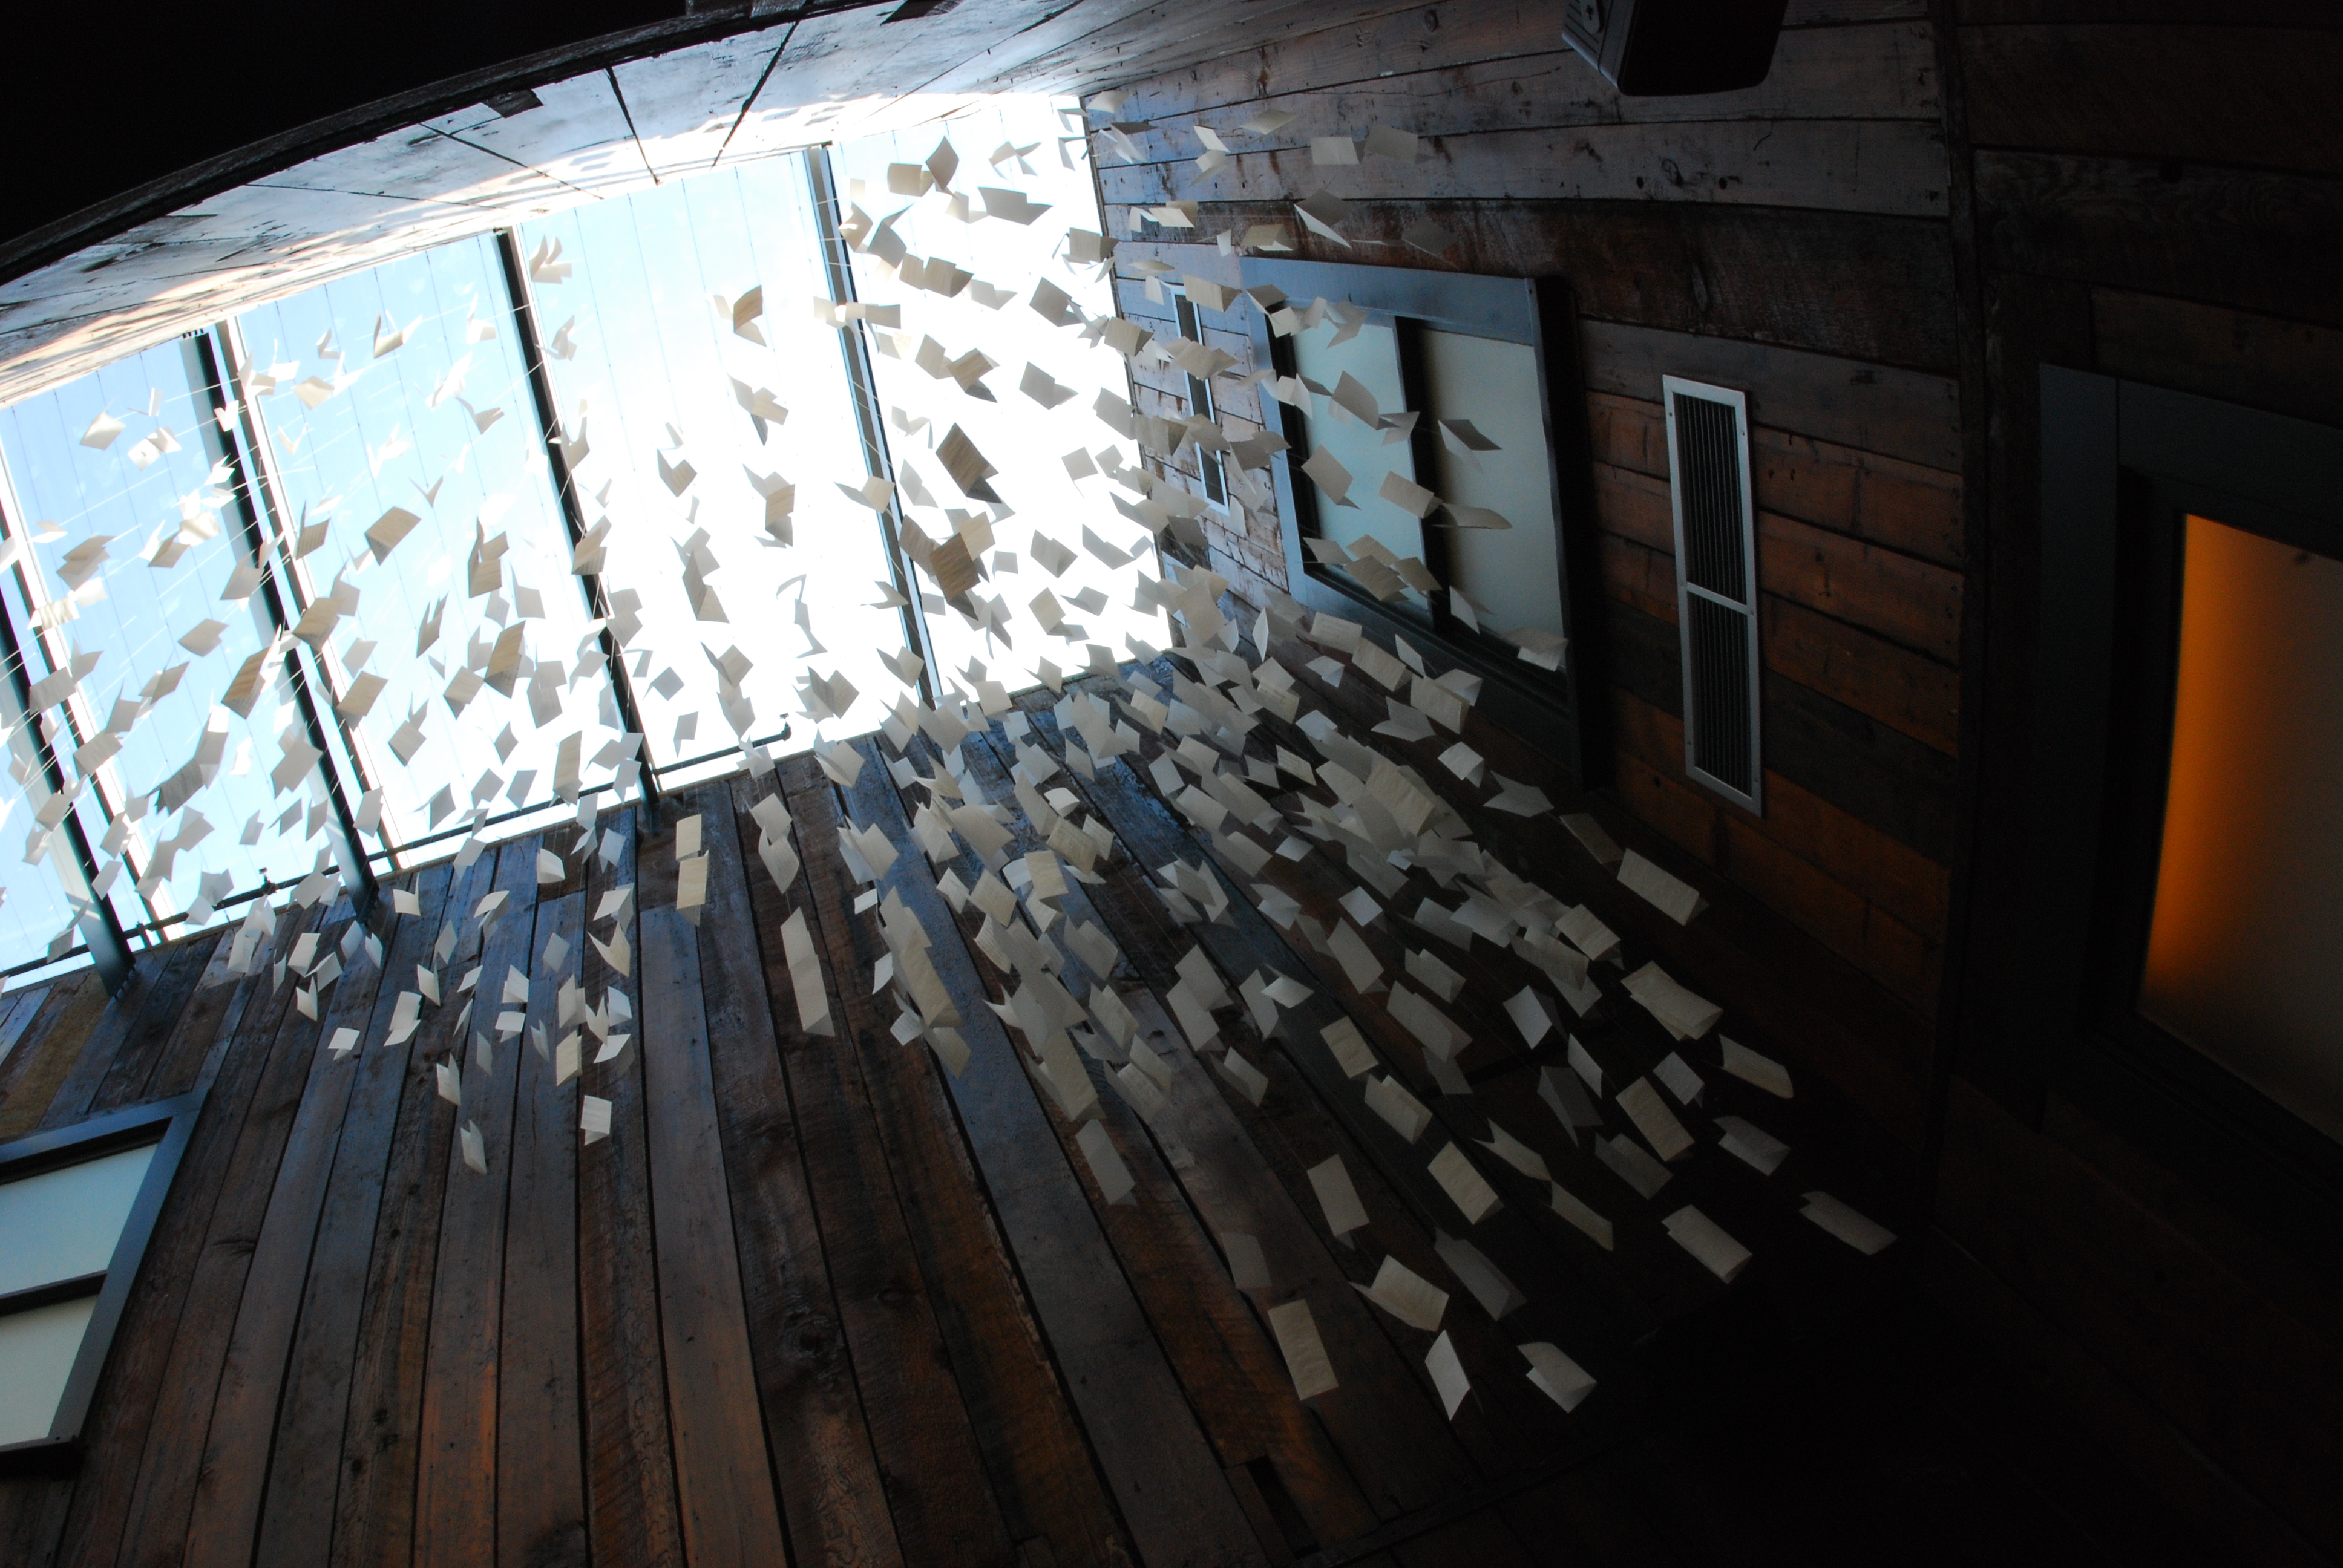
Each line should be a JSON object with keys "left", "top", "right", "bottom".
{"left": 0, "top": 93, "right": 1162, "bottom": 982}
{"left": 229, "top": 234, "right": 618, "bottom": 851}
{"left": 513, "top": 153, "right": 909, "bottom": 780}
{"left": 830, "top": 103, "right": 1170, "bottom": 701}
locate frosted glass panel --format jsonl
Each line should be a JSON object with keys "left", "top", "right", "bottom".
{"left": 1290, "top": 321, "right": 1424, "bottom": 570}
{"left": 0, "top": 1140, "right": 156, "bottom": 1296}
{"left": 0, "top": 1294, "right": 97, "bottom": 1445}
{"left": 2138, "top": 515, "right": 2343, "bottom": 1142}
{"left": 1420, "top": 329, "right": 1564, "bottom": 641}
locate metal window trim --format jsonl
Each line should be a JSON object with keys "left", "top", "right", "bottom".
{"left": 0, "top": 598, "right": 135, "bottom": 990}
{"left": 1168, "top": 288, "right": 1229, "bottom": 513}
{"left": 804, "top": 145, "right": 940, "bottom": 709}
{"left": 204, "top": 322, "right": 394, "bottom": 808}
{"left": 1662, "top": 373, "right": 1764, "bottom": 815}
{"left": 0, "top": 1090, "right": 204, "bottom": 1471}
{"left": 491, "top": 225, "right": 664, "bottom": 818}
{"left": 191, "top": 327, "right": 381, "bottom": 912}
{"left": 0, "top": 433, "right": 161, "bottom": 945}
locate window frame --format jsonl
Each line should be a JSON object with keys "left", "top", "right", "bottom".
{"left": 2012, "top": 367, "right": 2343, "bottom": 1259}
{"left": 1236, "top": 256, "right": 1602, "bottom": 783}
{"left": 0, "top": 1090, "right": 202, "bottom": 1471}
{"left": 1168, "top": 287, "right": 1230, "bottom": 512}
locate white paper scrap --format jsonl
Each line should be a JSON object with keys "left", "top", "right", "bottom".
{"left": 1521, "top": 1342, "right": 1596, "bottom": 1413}
{"left": 1357, "top": 1255, "right": 1447, "bottom": 1331}
{"left": 1308, "top": 1154, "right": 1370, "bottom": 1239}
{"left": 1267, "top": 1299, "right": 1338, "bottom": 1398}
{"left": 1801, "top": 1191, "right": 1896, "bottom": 1254}
{"left": 1664, "top": 1205, "right": 1752, "bottom": 1282}
{"left": 1548, "top": 1183, "right": 1614, "bottom": 1250}
{"left": 1619, "top": 848, "right": 1706, "bottom": 926}
{"left": 1076, "top": 1120, "right": 1136, "bottom": 1204}
{"left": 1428, "top": 1142, "right": 1501, "bottom": 1224}
{"left": 1425, "top": 1331, "right": 1470, "bottom": 1419}
{"left": 1715, "top": 1114, "right": 1789, "bottom": 1176}
{"left": 1722, "top": 1038, "right": 1794, "bottom": 1099}
{"left": 1617, "top": 1076, "right": 1696, "bottom": 1163}
{"left": 1435, "top": 1229, "right": 1527, "bottom": 1320}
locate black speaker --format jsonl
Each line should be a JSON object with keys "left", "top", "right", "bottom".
{"left": 1562, "top": 0, "right": 1791, "bottom": 96}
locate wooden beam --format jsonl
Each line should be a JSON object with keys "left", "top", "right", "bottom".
{"left": 723, "top": 769, "right": 1017, "bottom": 1567}
{"left": 574, "top": 811, "right": 690, "bottom": 1566}
{"left": 247, "top": 864, "right": 474, "bottom": 1568}
{"left": 634, "top": 818, "right": 794, "bottom": 1565}
{"left": 684, "top": 780, "right": 907, "bottom": 1567}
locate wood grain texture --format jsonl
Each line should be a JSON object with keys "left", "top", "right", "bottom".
{"left": 0, "top": 982, "right": 51, "bottom": 1071}
{"left": 1101, "top": 119, "right": 1951, "bottom": 218}
{"left": 330, "top": 878, "right": 479, "bottom": 1568}
{"left": 83, "top": 933, "right": 228, "bottom": 1116}
{"left": 1935, "top": 1080, "right": 2343, "bottom": 1558}
{"left": 1757, "top": 510, "right": 1964, "bottom": 665}
{"left": 943, "top": 729, "right": 1384, "bottom": 1549}
{"left": 0, "top": 970, "right": 106, "bottom": 1138}
{"left": 410, "top": 842, "right": 544, "bottom": 1565}
{"left": 42, "top": 938, "right": 224, "bottom": 1131}
{"left": 1601, "top": 598, "right": 1962, "bottom": 861}
{"left": 995, "top": 701, "right": 1593, "bottom": 1463}
{"left": 1260, "top": 626, "right": 1938, "bottom": 1161}
{"left": 1610, "top": 704, "right": 1942, "bottom": 1012}
{"left": 1588, "top": 393, "right": 1965, "bottom": 567}
{"left": 686, "top": 779, "right": 906, "bottom": 1568}
{"left": 496, "top": 879, "right": 588, "bottom": 1568}
{"left": 1760, "top": 593, "right": 1961, "bottom": 757}
{"left": 2090, "top": 287, "right": 2343, "bottom": 431}
{"left": 1129, "top": 201, "right": 1960, "bottom": 372}
{"left": 779, "top": 754, "right": 1136, "bottom": 1568}
{"left": 45, "top": 908, "right": 310, "bottom": 1568}
{"left": 635, "top": 821, "right": 795, "bottom": 1568}
{"left": 1974, "top": 149, "right": 2343, "bottom": 332}
{"left": 180, "top": 901, "right": 403, "bottom": 1568}
{"left": 1585, "top": 464, "right": 1962, "bottom": 752}
{"left": 1105, "top": 19, "right": 1942, "bottom": 131}
{"left": 250, "top": 865, "right": 473, "bottom": 1568}
{"left": 1609, "top": 687, "right": 1950, "bottom": 940}
{"left": 111, "top": 903, "right": 352, "bottom": 1568}
{"left": 834, "top": 739, "right": 1264, "bottom": 1567}
{"left": 574, "top": 812, "right": 690, "bottom": 1568}
{"left": 1041, "top": 699, "right": 1661, "bottom": 1349}
{"left": 1579, "top": 321, "right": 1964, "bottom": 470}
{"left": 724, "top": 771, "right": 1017, "bottom": 1568}
{"left": 1958, "top": 25, "right": 2343, "bottom": 173}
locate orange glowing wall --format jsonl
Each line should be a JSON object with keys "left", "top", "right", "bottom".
{"left": 2137, "top": 516, "right": 2343, "bottom": 1142}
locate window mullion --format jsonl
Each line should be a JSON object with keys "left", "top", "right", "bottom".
{"left": 491, "top": 226, "right": 661, "bottom": 817}
{"left": 805, "top": 145, "right": 940, "bottom": 710}
{"left": 191, "top": 328, "right": 381, "bottom": 908}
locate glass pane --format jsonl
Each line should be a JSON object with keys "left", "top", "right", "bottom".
{"left": 1418, "top": 328, "right": 1564, "bottom": 641}
{"left": 0, "top": 685, "right": 88, "bottom": 975}
{"left": 232, "top": 234, "right": 619, "bottom": 851}
{"left": 0, "top": 1140, "right": 156, "bottom": 1296}
{"left": 0, "top": 338, "right": 325, "bottom": 953}
{"left": 1289, "top": 319, "right": 1428, "bottom": 599}
{"left": 0, "top": 1293, "right": 97, "bottom": 1446}
{"left": 2138, "top": 514, "right": 2343, "bottom": 1142}
{"left": 516, "top": 154, "right": 907, "bottom": 774}
{"left": 830, "top": 98, "right": 1170, "bottom": 695}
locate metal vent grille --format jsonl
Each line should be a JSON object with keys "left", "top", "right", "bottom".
{"left": 1685, "top": 596, "right": 1754, "bottom": 794}
{"left": 1663, "top": 376, "right": 1763, "bottom": 811}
